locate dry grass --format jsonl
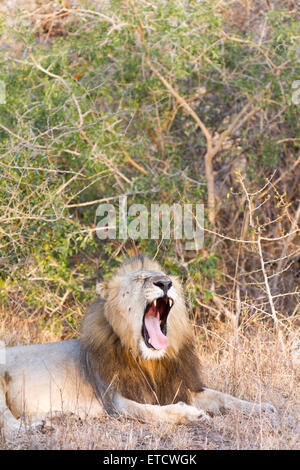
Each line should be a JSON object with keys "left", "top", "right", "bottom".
{"left": 196, "top": 321, "right": 300, "bottom": 450}
{"left": 1, "top": 310, "right": 299, "bottom": 450}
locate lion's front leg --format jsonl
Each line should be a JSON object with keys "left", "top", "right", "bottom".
{"left": 113, "top": 393, "right": 210, "bottom": 426}
{"left": 0, "top": 382, "right": 22, "bottom": 438}
{"left": 191, "top": 388, "right": 277, "bottom": 417}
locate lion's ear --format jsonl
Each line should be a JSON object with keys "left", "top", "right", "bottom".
{"left": 96, "top": 281, "right": 108, "bottom": 299}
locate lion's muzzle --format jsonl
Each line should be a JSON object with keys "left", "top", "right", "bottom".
{"left": 142, "top": 295, "right": 174, "bottom": 350}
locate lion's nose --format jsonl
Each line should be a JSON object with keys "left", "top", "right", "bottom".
{"left": 154, "top": 279, "right": 172, "bottom": 295}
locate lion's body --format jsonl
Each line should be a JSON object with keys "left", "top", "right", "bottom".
{"left": 0, "top": 255, "right": 276, "bottom": 436}
{"left": 1, "top": 340, "right": 102, "bottom": 422}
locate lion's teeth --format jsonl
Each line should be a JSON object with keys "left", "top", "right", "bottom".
{"left": 148, "top": 338, "right": 152, "bottom": 344}
{"left": 169, "top": 299, "right": 173, "bottom": 307}
{"left": 153, "top": 300, "right": 157, "bottom": 307}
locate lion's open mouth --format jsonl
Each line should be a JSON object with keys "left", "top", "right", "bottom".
{"left": 142, "top": 296, "right": 174, "bottom": 350}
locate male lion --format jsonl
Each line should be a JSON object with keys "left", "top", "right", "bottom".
{"left": 0, "top": 255, "right": 276, "bottom": 436}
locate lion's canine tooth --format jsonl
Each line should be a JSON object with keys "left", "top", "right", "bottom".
{"left": 148, "top": 338, "right": 152, "bottom": 344}
{"left": 154, "top": 299, "right": 157, "bottom": 307}
{"left": 169, "top": 299, "right": 173, "bottom": 307}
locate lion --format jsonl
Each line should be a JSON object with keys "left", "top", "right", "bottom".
{"left": 0, "top": 254, "right": 276, "bottom": 437}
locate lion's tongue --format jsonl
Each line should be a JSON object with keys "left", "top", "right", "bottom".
{"left": 144, "top": 313, "right": 168, "bottom": 350}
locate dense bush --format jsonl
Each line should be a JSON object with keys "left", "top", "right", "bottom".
{"left": 0, "top": 1, "right": 299, "bottom": 337}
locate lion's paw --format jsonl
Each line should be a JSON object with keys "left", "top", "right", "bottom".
{"left": 176, "top": 402, "right": 211, "bottom": 425}
{"left": 27, "top": 420, "right": 46, "bottom": 432}
{"left": 260, "top": 403, "right": 278, "bottom": 425}
{"left": 2, "top": 424, "right": 19, "bottom": 440}
{"left": 3, "top": 419, "right": 46, "bottom": 440}
{"left": 261, "top": 402, "right": 277, "bottom": 415}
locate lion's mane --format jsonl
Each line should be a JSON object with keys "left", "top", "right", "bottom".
{"left": 80, "top": 255, "right": 203, "bottom": 407}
